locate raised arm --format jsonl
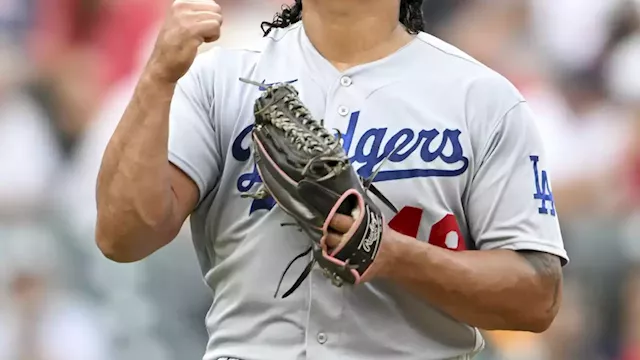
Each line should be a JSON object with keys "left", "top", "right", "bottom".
{"left": 95, "top": 0, "right": 222, "bottom": 262}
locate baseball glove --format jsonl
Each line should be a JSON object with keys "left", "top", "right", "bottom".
{"left": 240, "top": 79, "right": 397, "bottom": 298}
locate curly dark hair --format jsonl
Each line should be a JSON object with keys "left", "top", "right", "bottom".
{"left": 261, "top": 0, "right": 425, "bottom": 36}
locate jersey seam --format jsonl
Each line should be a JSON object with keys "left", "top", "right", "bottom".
{"left": 473, "top": 100, "right": 527, "bottom": 178}
{"left": 213, "top": 47, "right": 262, "bottom": 55}
{"left": 174, "top": 80, "right": 216, "bottom": 135}
{"left": 414, "top": 35, "right": 485, "bottom": 69}
{"left": 265, "top": 22, "right": 302, "bottom": 43}
{"left": 479, "top": 239, "right": 569, "bottom": 262}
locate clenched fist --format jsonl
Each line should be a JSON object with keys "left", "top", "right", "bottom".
{"left": 146, "top": 0, "right": 223, "bottom": 84}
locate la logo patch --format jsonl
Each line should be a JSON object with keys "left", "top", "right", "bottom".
{"left": 530, "top": 155, "right": 556, "bottom": 216}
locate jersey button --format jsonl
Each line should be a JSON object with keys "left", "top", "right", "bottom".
{"left": 338, "top": 106, "right": 350, "bottom": 116}
{"left": 340, "top": 76, "right": 352, "bottom": 87}
{"left": 317, "top": 332, "right": 328, "bottom": 344}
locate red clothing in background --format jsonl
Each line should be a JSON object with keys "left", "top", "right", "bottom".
{"left": 621, "top": 345, "right": 640, "bottom": 360}
{"left": 92, "top": 0, "right": 164, "bottom": 91}
{"left": 29, "top": 0, "right": 98, "bottom": 64}
{"left": 30, "top": 0, "right": 164, "bottom": 95}
{"left": 631, "top": 154, "right": 640, "bottom": 204}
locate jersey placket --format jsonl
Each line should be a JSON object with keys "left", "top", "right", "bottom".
{"left": 321, "top": 74, "right": 361, "bottom": 144}
{"left": 305, "top": 73, "right": 365, "bottom": 359}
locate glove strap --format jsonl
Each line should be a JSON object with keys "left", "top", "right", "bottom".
{"left": 281, "top": 259, "right": 315, "bottom": 299}
{"left": 274, "top": 246, "right": 313, "bottom": 298}
{"left": 367, "top": 183, "right": 398, "bottom": 214}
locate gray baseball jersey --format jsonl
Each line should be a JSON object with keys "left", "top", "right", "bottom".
{"left": 168, "top": 23, "right": 569, "bottom": 360}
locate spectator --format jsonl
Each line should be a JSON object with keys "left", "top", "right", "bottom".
{"left": 0, "top": 229, "right": 110, "bottom": 360}
{"left": 1, "top": 1, "right": 639, "bottom": 359}
{"left": 606, "top": 28, "right": 640, "bottom": 360}
{"left": 0, "top": 40, "right": 60, "bottom": 218}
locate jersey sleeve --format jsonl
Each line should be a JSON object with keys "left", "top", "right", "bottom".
{"left": 168, "top": 50, "right": 222, "bottom": 206}
{"left": 465, "top": 100, "right": 569, "bottom": 265}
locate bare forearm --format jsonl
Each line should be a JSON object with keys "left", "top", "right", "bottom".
{"left": 95, "top": 0, "right": 223, "bottom": 261}
{"left": 382, "top": 231, "right": 562, "bottom": 332}
{"left": 96, "top": 74, "right": 179, "bottom": 258}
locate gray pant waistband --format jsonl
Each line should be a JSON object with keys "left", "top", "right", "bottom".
{"left": 217, "top": 354, "right": 475, "bottom": 360}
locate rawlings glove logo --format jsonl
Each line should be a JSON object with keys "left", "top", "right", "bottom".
{"left": 359, "top": 207, "right": 382, "bottom": 258}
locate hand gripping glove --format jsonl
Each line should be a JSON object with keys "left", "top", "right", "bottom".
{"left": 240, "top": 79, "right": 397, "bottom": 298}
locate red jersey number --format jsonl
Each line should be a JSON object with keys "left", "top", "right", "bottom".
{"left": 388, "top": 207, "right": 467, "bottom": 251}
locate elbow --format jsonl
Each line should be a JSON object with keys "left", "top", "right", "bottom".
{"left": 522, "top": 311, "right": 557, "bottom": 334}
{"left": 97, "top": 245, "right": 143, "bottom": 264}
{"left": 96, "top": 232, "right": 145, "bottom": 263}
{"left": 95, "top": 214, "right": 176, "bottom": 263}
{"left": 501, "top": 307, "right": 557, "bottom": 334}
{"left": 95, "top": 220, "right": 148, "bottom": 263}
{"left": 516, "top": 287, "right": 562, "bottom": 333}
{"left": 94, "top": 188, "right": 177, "bottom": 263}
{"left": 508, "top": 251, "right": 564, "bottom": 333}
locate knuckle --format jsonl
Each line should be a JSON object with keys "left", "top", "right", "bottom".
{"left": 171, "top": 0, "right": 188, "bottom": 11}
{"left": 197, "top": 1, "right": 221, "bottom": 15}
{"left": 187, "top": 28, "right": 201, "bottom": 39}
{"left": 200, "top": 19, "right": 220, "bottom": 33}
{"left": 210, "top": 2, "right": 222, "bottom": 13}
{"left": 177, "top": 15, "right": 191, "bottom": 29}
{"left": 176, "top": 16, "right": 197, "bottom": 34}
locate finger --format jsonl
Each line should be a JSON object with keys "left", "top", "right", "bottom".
{"left": 187, "top": 11, "right": 223, "bottom": 36}
{"left": 185, "top": 11, "right": 223, "bottom": 24}
{"left": 329, "top": 213, "right": 354, "bottom": 233}
{"left": 325, "top": 232, "right": 344, "bottom": 250}
{"left": 192, "top": 19, "right": 222, "bottom": 42}
{"left": 175, "top": 0, "right": 221, "bottom": 13}
{"left": 178, "top": 0, "right": 220, "bottom": 13}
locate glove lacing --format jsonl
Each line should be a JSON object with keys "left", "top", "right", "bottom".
{"left": 240, "top": 78, "right": 399, "bottom": 298}
{"left": 260, "top": 95, "right": 338, "bottom": 157}
{"left": 273, "top": 144, "right": 403, "bottom": 299}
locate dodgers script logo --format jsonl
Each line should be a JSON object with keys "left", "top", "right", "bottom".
{"left": 232, "top": 111, "right": 469, "bottom": 213}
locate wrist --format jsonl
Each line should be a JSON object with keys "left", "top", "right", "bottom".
{"left": 137, "top": 68, "right": 178, "bottom": 97}
{"left": 376, "top": 226, "right": 408, "bottom": 279}
{"left": 141, "top": 61, "right": 180, "bottom": 89}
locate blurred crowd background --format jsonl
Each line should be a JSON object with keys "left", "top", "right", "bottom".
{"left": 1, "top": 0, "right": 639, "bottom": 359}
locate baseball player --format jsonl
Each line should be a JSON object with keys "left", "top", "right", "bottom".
{"left": 95, "top": 1, "right": 569, "bottom": 359}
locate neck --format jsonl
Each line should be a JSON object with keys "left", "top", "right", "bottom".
{"left": 301, "top": 0, "right": 413, "bottom": 71}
